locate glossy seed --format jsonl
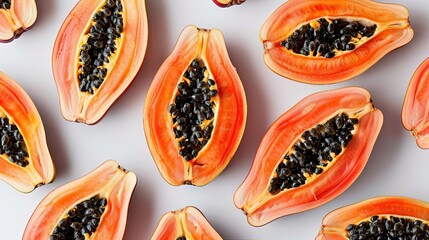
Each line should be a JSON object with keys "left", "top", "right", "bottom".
{"left": 346, "top": 43, "right": 355, "bottom": 50}
{"left": 207, "top": 79, "right": 215, "bottom": 86}
{"left": 324, "top": 52, "right": 335, "bottom": 58}
{"left": 168, "top": 104, "right": 176, "bottom": 114}
{"left": 0, "top": 0, "right": 11, "bottom": 10}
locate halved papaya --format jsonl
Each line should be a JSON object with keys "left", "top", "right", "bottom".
{"left": 0, "top": 0, "right": 37, "bottom": 42}
{"left": 212, "top": 0, "right": 246, "bottom": 8}
{"left": 234, "top": 87, "right": 383, "bottom": 226}
{"left": 23, "top": 160, "right": 137, "bottom": 240}
{"left": 52, "top": 0, "right": 148, "bottom": 124}
{"left": 316, "top": 196, "right": 429, "bottom": 239}
{"left": 260, "top": 0, "right": 413, "bottom": 84}
{"left": 143, "top": 25, "right": 247, "bottom": 186}
{"left": 151, "top": 206, "right": 222, "bottom": 240}
{"left": 0, "top": 71, "right": 54, "bottom": 193}
{"left": 402, "top": 58, "right": 429, "bottom": 149}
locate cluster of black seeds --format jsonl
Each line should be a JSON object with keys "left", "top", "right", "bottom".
{"left": 280, "top": 18, "right": 377, "bottom": 58}
{"left": 169, "top": 59, "right": 218, "bottom": 161}
{"left": 347, "top": 216, "right": 429, "bottom": 240}
{"left": 0, "top": 117, "right": 29, "bottom": 167}
{"left": 49, "top": 196, "right": 108, "bottom": 240}
{"left": 78, "top": 0, "right": 123, "bottom": 94}
{"left": 176, "top": 236, "right": 187, "bottom": 240}
{"left": 0, "top": 0, "right": 11, "bottom": 9}
{"left": 269, "top": 113, "right": 357, "bottom": 194}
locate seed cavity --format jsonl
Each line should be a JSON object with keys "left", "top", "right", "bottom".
{"left": 281, "top": 18, "right": 377, "bottom": 58}
{"left": 0, "top": 117, "right": 29, "bottom": 167}
{"left": 347, "top": 215, "right": 429, "bottom": 239}
{"left": 169, "top": 59, "right": 218, "bottom": 161}
{"left": 78, "top": 0, "right": 124, "bottom": 94}
{"left": 0, "top": 0, "right": 10, "bottom": 9}
{"left": 49, "top": 195, "right": 108, "bottom": 240}
{"left": 176, "top": 237, "right": 187, "bottom": 240}
{"left": 269, "top": 113, "right": 358, "bottom": 194}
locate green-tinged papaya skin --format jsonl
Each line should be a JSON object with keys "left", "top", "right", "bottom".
{"left": 144, "top": 25, "right": 247, "bottom": 186}
{"left": 212, "top": 0, "right": 245, "bottom": 8}
{"left": 0, "top": 0, "right": 37, "bottom": 42}
{"left": 234, "top": 87, "right": 383, "bottom": 226}
{"left": 402, "top": 58, "right": 429, "bottom": 149}
{"left": 23, "top": 160, "right": 137, "bottom": 240}
{"left": 151, "top": 206, "right": 222, "bottom": 240}
{"left": 316, "top": 196, "right": 429, "bottom": 239}
{"left": 53, "top": 0, "right": 148, "bottom": 124}
{"left": 0, "top": 71, "right": 55, "bottom": 193}
{"left": 260, "top": 0, "right": 413, "bottom": 84}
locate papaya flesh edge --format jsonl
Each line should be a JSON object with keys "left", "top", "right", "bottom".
{"left": 23, "top": 160, "right": 137, "bottom": 239}
{"left": 52, "top": 0, "right": 148, "bottom": 124}
{"left": 260, "top": 0, "right": 413, "bottom": 84}
{"left": 402, "top": 58, "right": 429, "bottom": 149}
{"left": 0, "top": 71, "right": 55, "bottom": 193}
{"left": 143, "top": 25, "right": 247, "bottom": 186}
{"left": 316, "top": 196, "right": 429, "bottom": 240}
{"left": 233, "top": 87, "right": 383, "bottom": 226}
{"left": 0, "top": 0, "right": 37, "bottom": 42}
{"left": 151, "top": 206, "right": 222, "bottom": 240}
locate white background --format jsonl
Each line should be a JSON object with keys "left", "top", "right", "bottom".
{"left": 0, "top": 0, "right": 428, "bottom": 239}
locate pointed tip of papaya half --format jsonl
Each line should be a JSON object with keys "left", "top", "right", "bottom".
{"left": 0, "top": 0, "right": 37, "bottom": 42}
{"left": 212, "top": 0, "right": 246, "bottom": 8}
{"left": 151, "top": 206, "right": 222, "bottom": 239}
{"left": 402, "top": 57, "right": 429, "bottom": 149}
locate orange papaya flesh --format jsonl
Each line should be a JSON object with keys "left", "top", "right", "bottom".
{"left": 23, "top": 160, "right": 137, "bottom": 240}
{"left": 234, "top": 87, "right": 383, "bottom": 226}
{"left": 151, "top": 206, "right": 222, "bottom": 240}
{"left": 212, "top": 0, "right": 246, "bottom": 8}
{"left": 402, "top": 58, "right": 429, "bottom": 149}
{"left": 316, "top": 196, "right": 429, "bottom": 240}
{"left": 261, "top": 0, "right": 413, "bottom": 84}
{"left": 53, "top": 0, "right": 148, "bottom": 124}
{"left": 144, "top": 25, "right": 247, "bottom": 186}
{"left": 0, "top": 71, "right": 55, "bottom": 193}
{"left": 0, "top": 0, "right": 37, "bottom": 42}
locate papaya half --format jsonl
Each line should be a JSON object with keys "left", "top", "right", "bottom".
{"left": 212, "top": 0, "right": 246, "bottom": 8}
{"left": 0, "top": 0, "right": 36, "bottom": 42}
{"left": 151, "top": 206, "right": 222, "bottom": 240}
{"left": 52, "top": 0, "right": 148, "bottom": 124}
{"left": 234, "top": 87, "right": 383, "bottom": 226}
{"left": 144, "top": 25, "right": 247, "bottom": 186}
{"left": 402, "top": 58, "right": 429, "bottom": 149}
{"left": 0, "top": 71, "right": 54, "bottom": 193}
{"left": 260, "top": 0, "right": 413, "bottom": 84}
{"left": 23, "top": 160, "right": 137, "bottom": 240}
{"left": 316, "top": 196, "right": 429, "bottom": 239}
